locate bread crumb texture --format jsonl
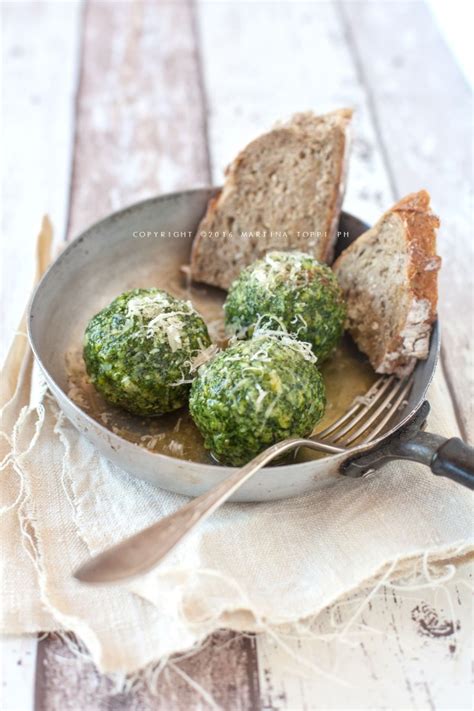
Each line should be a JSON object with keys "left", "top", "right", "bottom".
{"left": 190, "top": 109, "right": 353, "bottom": 289}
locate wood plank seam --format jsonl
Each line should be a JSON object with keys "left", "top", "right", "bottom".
{"left": 335, "top": 0, "right": 399, "bottom": 203}
{"left": 189, "top": 0, "right": 213, "bottom": 186}
{"left": 64, "top": 0, "right": 87, "bottom": 243}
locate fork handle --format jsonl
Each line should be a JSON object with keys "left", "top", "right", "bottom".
{"left": 343, "top": 402, "right": 474, "bottom": 490}
{"left": 74, "top": 437, "right": 306, "bottom": 583}
{"left": 75, "top": 435, "right": 345, "bottom": 584}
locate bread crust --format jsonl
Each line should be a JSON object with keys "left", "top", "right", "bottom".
{"left": 333, "top": 190, "right": 441, "bottom": 377}
{"left": 190, "top": 109, "right": 353, "bottom": 289}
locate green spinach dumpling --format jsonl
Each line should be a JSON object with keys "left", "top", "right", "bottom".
{"left": 83, "top": 288, "right": 211, "bottom": 416}
{"left": 224, "top": 251, "right": 346, "bottom": 361}
{"left": 189, "top": 334, "right": 326, "bottom": 466}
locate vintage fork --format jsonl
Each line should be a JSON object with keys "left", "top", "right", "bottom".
{"left": 74, "top": 374, "right": 415, "bottom": 584}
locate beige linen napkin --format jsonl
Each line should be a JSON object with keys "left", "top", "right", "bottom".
{"left": 1, "top": 231, "right": 473, "bottom": 674}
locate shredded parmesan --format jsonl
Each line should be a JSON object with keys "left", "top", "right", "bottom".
{"left": 168, "top": 344, "right": 220, "bottom": 388}
{"left": 140, "top": 433, "right": 166, "bottom": 450}
{"left": 189, "top": 343, "right": 220, "bottom": 372}
{"left": 254, "top": 383, "right": 268, "bottom": 410}
{"left": 251, "top": 318, "right": 318, "bottom": 365}
{"left": 126, "top": 293, "right": 198, "bottom": 352}
{"left": 248, "top": 250, "right": 316, "bottom": 291}
{"left": 167, "top": 440, "right": 184, "bottom": 456}
{"left": 264, "top": 397, "right": 279, "bottom": 420}
{"left": 124, "top": 292, "right": 217, "bottom": 389}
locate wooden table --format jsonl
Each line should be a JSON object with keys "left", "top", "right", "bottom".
{"left": 2, "top": 1, "right": 472, "bottom": 709}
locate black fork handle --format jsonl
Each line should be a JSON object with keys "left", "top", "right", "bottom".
{"left": 342, "top": 401, "right": 474, "bottom": 490}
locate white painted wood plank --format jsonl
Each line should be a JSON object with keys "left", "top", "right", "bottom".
{"left": 258, "top": 562, "right": 473, "bottom": 710}
{"left": 0, "top": 0, "right": 82, "bottom": 362}
{"left": 427, "top": 0, "right": 474, "bottom": 88}
{"left": 1, "top": 4, "right": 82, "bottom": 711}
{"left": 66, "top": 0, "right": 210, "bottom": 239}
{"left": 0, "top": 636, "right": 38, "bottom": 711}
{"left": 196, "top": 0, "right": 394, "bottom": 225}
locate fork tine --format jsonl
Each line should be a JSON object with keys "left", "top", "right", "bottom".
{"left": 335, "top": 375, "right": 414, "bottom": 446}
{"left": 317, "top": 375, "right": 393, "bottom": 438}
{"left": 356, "top": 376, "right": 414, "bottom": 445}
{"left": 303, "top": 371, "right": 415, "bottom": 459}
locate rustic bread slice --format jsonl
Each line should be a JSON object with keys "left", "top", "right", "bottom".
{"left": 190, "top": 109, "right": 353, "bottom": 289}
{"left": 333, "top": 191, "right": 441, "bottom": 377}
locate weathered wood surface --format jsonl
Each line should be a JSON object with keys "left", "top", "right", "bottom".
{"left": 0, "top": 0, "right": 81, "bottom": 363}
{"left": 258, "top": 563, "right": 473, "bottom": 710}
{"left": 1, "top": 3, "right": 81, "bottom": 708}
{"left": 2, "top": 0, "right": 473, "bottom": 709}
{"left": 66, "top": 0, "right": 210, "bottom": 241}
{"left": 197, "top": 0, "right": 393, "bottom": 224}
{"left": 339, "top": 0, "right": 473, "bottom": 442}
{"left": 0, "top": 635, "right": 38, "bottom": 711}
{"left": 34, "top": 631, "right": 259, "bottom": 711}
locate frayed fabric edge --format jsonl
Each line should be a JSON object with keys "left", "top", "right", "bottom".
{"left": 11, "top": 542, "right": 473, "bottom": 685}
{"left": 1, "top": 393, "right": 106, "bottom": 663}
{"left": 3, "top": 371, "right": 473, "bottom": 682}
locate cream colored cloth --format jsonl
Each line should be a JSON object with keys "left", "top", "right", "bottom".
{"left": 1, "top": 336, "right": 473, "bottom": 674}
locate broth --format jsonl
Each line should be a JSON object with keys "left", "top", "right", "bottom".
{"left": 66, "top": 333, "right": 376, "bottom": 466}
